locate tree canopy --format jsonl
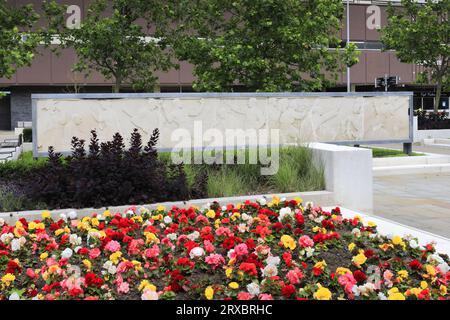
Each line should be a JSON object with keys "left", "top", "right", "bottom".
{"left": 381, "top": 0, "right": 450, "bottom": 112}
{"left": 172, "top": 0, "right": 359, "bottom": 92}
{"left": 0, "top": 0, "right": 40, "bottom": 86}
{"left": 43, "top": 0, "right": 175, "bottom": 93}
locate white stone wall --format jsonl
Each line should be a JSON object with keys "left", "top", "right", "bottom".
{"left": 34, "top": 95, "right": 410, "bottom": 154}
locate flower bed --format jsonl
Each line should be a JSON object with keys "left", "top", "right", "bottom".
{"left": 0, "top": 197, "right": 449, "bottom": 300}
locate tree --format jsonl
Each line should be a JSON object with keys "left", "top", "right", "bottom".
{"left": 0, "top": 0, "right": 40, "bottom": 96}
{"left": 381, "top": 0, "right": 450, "bottom": 113}
{"left": 171, "top": 0, "right": 359, "bottom": 92}
{"left": 43, "top": 0, "right": 175, "bottom": 93}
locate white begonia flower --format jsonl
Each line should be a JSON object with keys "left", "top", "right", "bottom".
{"left": 187, "top": 231, "right": 200, "bottom": 241}
{"left": 280, "top": 197, "right": 286, "bottom": 202}
{"left": 278, "top": 207, "right": 293, "bottom": 222}
{"left": 0, "top": 233, "right": 13, "bottom": 244}
{"left": 238, "top": 223, "right": 248, "bottom": 233}
{"left": 352, "top": 228, "right": 361, "bottom": 237}
{"left": 409, "top": 239, "right": 419, "bottom": 249}
{"left": 74, "top": 246, "right": 82, "bottom": 253}
{"left": 59, "top": 213, "right": 67, "bottom": 221}
{"left": 377, "top": 293, "right": 387, "bottom": 300}
{"left": 0, "top": 218, "right": 5, "bottom": 227}
{"left": 163, "top": 216, "right": 172, "bottom": 224}
{"left": 262, "top": 264, "right": 278, "bottom": 277}
{"left": 241, "top": 213, "right": 251, "bottom": 221}
{"left": 61, "top": 248, "right": 73, "bottom": 259}
{"left": 247, "top": 283, "right": 260, "bottom": 296}
{"left": 11, "top": 238, "right": 22, "bottom": 252}
{"left": 68, "top": 210, "right": 78, "bottom": 220}
{"left": 265, "top": 255, "right": 280, "bottom": 266}
{"left": 9, "top": 293, "right": 20, "bottom": 300}
{"left": 142, "top": 289, "right": 159, "bottom": 300}
{"left": 69, "top": 234, "right": 82, "bottom": 246}
{"left": 126, "top": 209, "right": 134, "bottom": 216}
{"left": 167, "top": 233, "right": 177, "bottom": 241}
{"left": 103, "top": 261, "right": 117, "bottom": 274}
{"left": 258, "top": 198, "right": 267, "bottom": 206}
{"left": 189, "top": 247, "right": 205, "bottom": 259}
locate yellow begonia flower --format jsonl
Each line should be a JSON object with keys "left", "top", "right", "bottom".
{"left": 420, "top": 281, "right": 428, "bottom": 289}
{"left": 313, "top": 286, "right": 332, "bottom": 300}
{"left": 206, "top": 210, "right": 216, "bottom": 219}
{"left": 440, "top": 285, "right": 447, "bottom": 296}
{"left": 294, "top": 197, "right": 303, "bottom": 205}
{"left": 83, "top": 259, "right": 92, "bottom": 270}
{"left": 40, "top": 252, "right": 49, "bottom": 260}
{"left": 280, "top": 235, "right": 296, "bottom": 250}
{"left": 110, "top": 252, "right": 122, "bottom": 265}
{"left": 425, "top": 265, "right": 436, "bottom": 277}
{"left": 348, "top": 243, "right": 356, "bottom": 251}
{"left": 228, "top": 282, "right": 239, "bottom": 290}
{"left": 388, "top": 288, "right": 405, "bottom": 300}
{"left": 91, "top": 218, "right": 100, "bottom": 227}
{"left": 1, "top": 273, "right": 15, "bottom": 286}
{"left": 225, "top": 268, "right": 233, "bottom": 278}
{"left": 205, "top": 286, "right": 214, "bottom": 300}
{"left": 272, "top": 196, "right": 280, "bottom": 205}
{"left": 397, "top": 270, "right": 409, "bottom": 280}
{"left": 103, "top": 210, "right": 111, "bottom": 217}
{"left": 156, "top": 205, "right": 166, "bottom": 212}
{"left": 54, "top": 229, "right": 65, "bottom": 236}
{"left": 139, "top": 280, "right": 156, "bottom": 292}
{"left": 41, "top": 211, "right": 51, "bottom": 219}
{"left": 367, "top": 221, "right": 376, "bottom": 227}
{"left": 336, "top": 267, "right": 352, "bottom": 275}
{"left": 144, "top": 232, "right": 159, "bottom": 244}
{"left": 352, "top": 253, "right": 367, "bottom": 267}
{"left": 314, "top": 260, "right": 327, "bottom": 270}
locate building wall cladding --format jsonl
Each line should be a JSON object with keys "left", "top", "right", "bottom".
{"left": 0, "top": 95, "right": 11, "bottom": 130}
{"left": 10, "top": 88, "right": 32, "bottom": 129}
{"left": 0, "top": 1, "right": 417, "bottom": 88}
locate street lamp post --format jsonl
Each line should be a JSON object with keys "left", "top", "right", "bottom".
{"left": 346, "top": 0, "right": 351, "bottom": 92}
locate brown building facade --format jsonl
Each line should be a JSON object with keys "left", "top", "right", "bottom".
{"left": 0, "top": 0, "right": 448, "bottom": 130}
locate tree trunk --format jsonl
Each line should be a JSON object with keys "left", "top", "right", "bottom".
{"left": 114, "top": 75, "right": 122, "bottom": 93}
{"left": 434, "top": 79, "right": 442, "bottom": 113}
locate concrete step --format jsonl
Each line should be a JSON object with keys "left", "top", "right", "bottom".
{"left": 374, "top": 163, "right": 450, "bottom": 177}
{"left": 0, "top": 147, "right": 16, "bottom": 154}
{"left": 373, "top": 155, "right": 450, "bottom": 167}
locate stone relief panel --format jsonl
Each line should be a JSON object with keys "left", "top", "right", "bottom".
{"left": 35, "top": 95, "right": 410, "bottom": 154}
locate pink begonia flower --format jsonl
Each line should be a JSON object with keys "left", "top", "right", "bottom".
{"left": 338, "top": 273, "right": 357, "bottom": 295}
{"left": 144, "top": 245, "right": 160, "bottom": 258}
{"left": 383, "top": 270, "right": 394, "bottom": 288}
{"left": 234, "top": 243, "right": 249, "bottom": 257}
{"left": 196, "top": 215, "right": 209, "bottom": 224}
{"left": 286, "top": 267, "right": 304, "bottom": 285}
{"left": 128, "top": 239, "right": 144, "bottom": 255}
{"left": 237, "top": 292, "right": 253, "bottom": 300}
{"left": 215, "top": 227, "right": 233, "bottom": 237}
{"left": 258, "top": 294, "right": 273, "bottom": 300}
{"left": 105, "top": 240, "right": 121, "bottom": 252}
{"left": 205, "top": 254, "right": 225, "bottom": 269}
{"left": 26, "top": 268, "right": 36, "bottom": 279}
{"left": 118, "top": 282, "right": 130, "bottom": 294}
{"left": 142, "top": 289, "right": 159, "bottom": 300}
{"left": 298, "top": 235, "right": 314, "bottom": 248}
{"left": 203, "top": 240, "right": 215, "bottom": 253}
{"left": 89, "top": 248, "right": 101, "bottom": 259}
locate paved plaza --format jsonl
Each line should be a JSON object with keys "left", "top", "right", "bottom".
{"left": 373, "top": 173, "right": 450, "bottom": 239}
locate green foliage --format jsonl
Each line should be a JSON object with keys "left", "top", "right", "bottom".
{"left": 43, "top": 0, "right": 175, "bottom": 93}
{"left": 172, "top": 0, "right": 359, "bottom": 92}
{"left": 368, "top": 147, "right": 422, "bottom": 158}
{"left": 381, "top": 0, "right": 450, "bottom": 112}
{"left": 0, "top": 151, "right": 47, "bottom": 180}
{"left": 269, "top": 146, "right": 325, "bottom": 193}
{"left": 0, "top": 0, "right": 40, "bottom": 79}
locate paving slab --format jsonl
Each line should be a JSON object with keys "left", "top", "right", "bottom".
{"left": 373, "top": 173, "right": 450, "bottom": 238}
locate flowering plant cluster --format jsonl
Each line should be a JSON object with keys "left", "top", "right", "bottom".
{"left": 0, "top": 196, "right": 449, "bottom": 300}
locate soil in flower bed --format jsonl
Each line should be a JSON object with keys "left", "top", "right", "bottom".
{"left": 0, "top": 196, "right": 449, "bottom": 300}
